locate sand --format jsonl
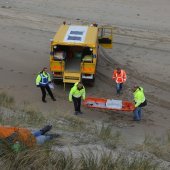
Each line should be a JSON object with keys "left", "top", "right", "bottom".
{"left": 0, "top": 0, "right": 170, "bottom": 144}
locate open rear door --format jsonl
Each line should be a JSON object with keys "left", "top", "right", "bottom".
{"left": 98, "top": 27, "right": 113, "bottom": 48}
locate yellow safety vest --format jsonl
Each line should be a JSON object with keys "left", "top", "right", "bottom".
{"left": 69, "top": 83, "right": 86, "bottom": 102}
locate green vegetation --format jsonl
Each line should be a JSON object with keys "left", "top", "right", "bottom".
{"left": 96, "top": 124, "right": 113, "bottom": 140}
{"left": 94, "top": 124, "right": 122, "bottom": 149}
{"left": 0, "top": 144, "right": 159, "bottom": 170}
{"left": 135, "top": 133, "right": 170, "bottom": 162}
{"left": 80, "top": 151, "right": 159, "bottom": 170}
{"left": 0, "top": 92, "right": 168, "bottom": 169}
{"left": 0, "top": 92, "right": 14, "bottom": 108}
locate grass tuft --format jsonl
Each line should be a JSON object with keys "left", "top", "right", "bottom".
{"left": 96, "top": 124, "right": 112, "bottom": 140}
{"left": 20, "top": 106, "right": 45, "bottom": 125}
{"left": 0, "top": 92, "right": 14, "bottom": 108}
{"left": 0, "top": 141, "right": 160, "bottom": 170}
{"left": 135, "top": 133, "right": 170, "bottom": 162}
{"left": 80, "top": 149, "right": 99, "bottom": 170}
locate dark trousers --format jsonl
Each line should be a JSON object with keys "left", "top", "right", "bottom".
{"left": 116, "top": 83, "right": 123, "bottom": 94}
{"left": 72, "top": 96, "right": 81, "bottom": 112}
{"left": 40, "top": 85, "right": 55, "bottom": 101}
{"left": 133, "top": 107, "right": 142, "bottom": 121}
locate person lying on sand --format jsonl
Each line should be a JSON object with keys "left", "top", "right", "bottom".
{"left": 0, "top": 125, "right": 59, "bottom": 153}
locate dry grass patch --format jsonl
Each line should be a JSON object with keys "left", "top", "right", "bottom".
{"left": 0, "top": 106, "right": 45, "bottom": 127}
{"left": 0, "top": 144, "right": 159, "bottom": 170}
{"left": 135, "top": 133, "right": 170, "bottom": 162}
{"left": 79, "top": 151, "right": 158, "bottom": 170}
{"left": 20, "top": 106, "right": 45, "bottom": 126}
{"left": 0, "top": 92, "right": 14, "bottom": 108}
{"left": 93, "top": 124, "right": 123, "bottom": 149}
{"left": 47, "top": 111, "right": 88, "bottom": 132}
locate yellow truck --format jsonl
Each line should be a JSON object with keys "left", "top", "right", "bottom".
{"left": 50, "top": 24, "right": 112, "bottom": 88}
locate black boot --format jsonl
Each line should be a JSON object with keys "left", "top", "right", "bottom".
{"left": 49, "top": 134, "right": 60, "bottom": 139}
{"left": 40, "top": 125, "right": 52, "bottom": 135}
{"left": 42, "top": 100, "right": 47, "bottom": 103}
{"left": 52, "top": 98, "right": 56, "bottom": 101}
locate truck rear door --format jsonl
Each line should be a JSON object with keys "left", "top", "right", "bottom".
{"left": 98, "top": 27, "right": 113, "bottom": 48}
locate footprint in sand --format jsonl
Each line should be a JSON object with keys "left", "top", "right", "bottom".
{"left": 7, "top": 85, "right": 15, "bottom": 89}
{"left": 18, "top": 71, "right": 23, "bottom": 74}
{"left": 1, "top": 6, "right": 12, "bottom": 9}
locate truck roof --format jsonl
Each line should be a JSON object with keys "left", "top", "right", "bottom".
{"left": 52, "top": 25, "right": 98, "bottom": 47}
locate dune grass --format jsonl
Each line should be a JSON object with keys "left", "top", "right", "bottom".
{"left": 0, "top": 92, "right": 165, "bottom": 169}
{"left": 134, "top": 132, "right": 170, "bottom": 162}
{"left": 0, "top": 143, "right": 159, "bottom": 170}
{"left": 0, "top": 106, "right": 45, "bottom": 127}
{"left": 80, "top": 151, "right": 159, "bottom": 170}
{"left": 93, "top": 124, "right": 122, "bottom": 149}
{"left": 0, "top": 92, "right": 14, "bottom": 108}
{"left": 0, "top": 138, "right": 159, "bottom": 170}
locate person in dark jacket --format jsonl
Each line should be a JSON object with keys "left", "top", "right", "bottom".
{"left": 36, "top": 67, "right": 56, "bottom": 103}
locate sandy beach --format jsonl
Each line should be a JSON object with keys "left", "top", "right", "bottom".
{"left": 0, "top": 0, "right": 170, "bottom": 144}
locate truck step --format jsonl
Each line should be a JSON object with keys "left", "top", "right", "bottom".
{"left": 63, "top": 72, "right": 81, "bottom": 90}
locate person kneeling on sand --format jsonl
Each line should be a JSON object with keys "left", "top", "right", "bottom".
{"left": 0, "top": 125, "right": 59, "bottom": 153}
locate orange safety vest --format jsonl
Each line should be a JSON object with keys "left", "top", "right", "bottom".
{"left": 112, "top": 69, "right": 127, "bottom": 83}
{"left": 0, "top": 126, "right": 36, "bottom": 147}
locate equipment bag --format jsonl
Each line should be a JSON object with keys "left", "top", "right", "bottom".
{"left": 139, "top": 100, "right": 147, "bottom": 107}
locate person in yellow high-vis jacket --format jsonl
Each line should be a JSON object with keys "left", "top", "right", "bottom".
{"left": 69, "top": 82, "right": 86, "bottom": 115}
{"left": 133, "top": 86, "right": 147, "bottom": 121}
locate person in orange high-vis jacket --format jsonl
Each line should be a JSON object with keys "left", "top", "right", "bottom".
{"left": 0, "top": 125, "right": 58, "bottom": 152}
{"left": 112, "top": 67, "right": 127, "bottom": 94}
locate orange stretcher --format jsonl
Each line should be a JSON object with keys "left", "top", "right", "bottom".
{"left": 83, "top": 97, "right": 135, "bottom": 112}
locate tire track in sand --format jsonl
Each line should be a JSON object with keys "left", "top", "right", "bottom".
{"left": 98, "top": 47, "right": 170, "bottom": 110}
